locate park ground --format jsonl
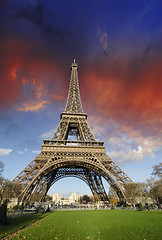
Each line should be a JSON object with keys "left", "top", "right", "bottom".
{"left": 0, "top": 210, "right": 162, "bottom": 240}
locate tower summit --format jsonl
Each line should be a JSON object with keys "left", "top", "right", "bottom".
{"left": 65, "top": 59, "right": 84, "bottom": 114}
{"left": 12, "top": 61, "right": 133, "bottom": 205}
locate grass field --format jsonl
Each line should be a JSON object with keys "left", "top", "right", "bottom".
{"left": 1, "top": 210, "right": 162, "bottom": 240}
{"left": 0, "top": 213, "right": 51, "bottom": 239}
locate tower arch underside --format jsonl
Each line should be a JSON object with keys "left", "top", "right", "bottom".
{"left": 19, "top": 156, "right": 127, "bottom": 204}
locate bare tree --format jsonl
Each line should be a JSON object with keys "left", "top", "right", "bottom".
{"left": 147, "top": 163, "right": 162, "bottom": 205}
{"left": 108, "top": 187, "right": 118, "bottom": 203}
{"left": 151, "top": 163, "right": 162, "bottom": 179}
{"left": 0, "top": 177, "right": 21, "bottom": 200}
{"left": 125, "top": 183, "right": 140, "bottom": 207}
{"left": 0, "top": 162, "right": 4, "bottom": 177}
{"left": 125, "top": 164, "right": 162, "bottom": 207}
{"left": 0, "top": 162, "right": 4, "bottom": 202}
{"left": 146, "top": 177, "right": 162, "bottom": 205}
{"left": 136, "top": 182, "right": 150, "bottom": 198}
{"left": 45, "top": 195, "right": 53, "bottom": 202}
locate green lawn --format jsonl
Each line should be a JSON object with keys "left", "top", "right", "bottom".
{"left": 0, "top": 212, "right": 51, "bottom": 239}
{"left": 1, "top": 210, "right": 162, "bottom": 240}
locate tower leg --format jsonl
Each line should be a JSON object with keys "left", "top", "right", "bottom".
{"left": 86, "top": 170, "right": 109, "bottom": 202}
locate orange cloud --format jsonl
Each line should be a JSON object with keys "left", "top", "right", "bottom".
{"left": 58, "top": 108, "right": 64, "bottom": 111}
{"left": 17, "top": 100, "right": 50, "bottom": 112}
{"left": 10, "top": 67, "right": 17, "bottom": 81}
{"left": 0, "top": 38, "right": 64, "bottom": 110}
{"left": 97, "top": 27, "right": 108, "bottom": 50}
{"left": 50, "top": 93, "right": 64, "bottom": 100}
{"left": 82, "top": 57, "right": 162, "bottom": 136}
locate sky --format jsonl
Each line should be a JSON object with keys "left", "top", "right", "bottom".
{"left": 0, "top": 0, "right": 162, "bottom": 197}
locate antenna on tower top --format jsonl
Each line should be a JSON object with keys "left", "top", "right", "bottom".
{"left": 74, "top": 59, "right": 76, "bottom": 64}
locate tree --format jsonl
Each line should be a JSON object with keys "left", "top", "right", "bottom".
{"left": 146, "top": 177, "right": 162, "bottom": 205}
{"left": 125, "top": 183, "right": 140, "bottom": 207}
{"left": 146, "top": 163, "right": 162, "bottom": 205}
{"left": 36, "top": 204, "right": 43, "bottom": 214}
{"left": 0, "top": 161, "right": 4, "bottom": 177}
{"left": 138, "top": 202, "right": 143, "bottom": 211}
{"left": 134, "top": 182, "right": 150, "bottom": 199}
{"left": 0, "top": 177, "right": 6, "bottom": 201}
{"left": 0, "top": 199, "right": 7, "bottom": 225}
{"left": 80, "top": 195, "right": 91, "bottom": 204}
{"left": 108, "top": 187, "right": 118, "bottom": 203}
{"left": 151, "top": 163, "right": 162, "bottom": 179}
{"left": 124, "top": 164, "right": 162, "bottom": 207}
{"left": 45, "top": 195, "right": 52, "bottom": 202}
{"left": 110, "top": 198, "right": 117, "bottom": 205}
{"left": 0, "top": 177, "right": 21, "bottom": 200}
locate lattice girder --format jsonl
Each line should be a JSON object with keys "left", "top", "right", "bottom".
{"left": 11, "top": 61, "right": 133, "bottom": 205}
{"left": 65, "top": 62, "right": 84, "bottom": 114}
{"left": 42, "top": 167, "right": 108, "bottom": 202}
{"left": 13, "top": 144, "right": 132, "bottom": 204}
{"left": 51, "top": 114, "right": 96, "bottom": 142}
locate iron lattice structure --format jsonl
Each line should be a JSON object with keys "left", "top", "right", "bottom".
{"left": 13, "top": 60, "right": 133, "bottom": 204}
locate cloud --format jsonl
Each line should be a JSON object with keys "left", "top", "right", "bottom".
{"left": 17, "top": 100, "right": 50, "bottom": 112}
{"left": 0, "top": 148, "right": 13, "bottom": 156}
{"left": 17, "top": 76, "right": 64, "bottom": 112}
{"left": 108, "top": 134, "right": 159, "bottom": 164}
{"left": 43, "top": 23, "right": 65, "bottom": 38}
{"left": 97, "top": 27, "right": 108, "bottom": 51}
{"left": 32, "top": 150, "right": 40, "bottom": 154}
{"left": 0, "top": 0, "right": 6, "bottom": 8}
{"left": 88, "top": 112, "right": 162, "bottom": 164}
{"left": 17, "top": 148, "right": 28, "bottom": 154}
{"left": 11, "top": 1, "right": 64, "bottom": 38}
{"left": 41, "top": 129, "right": 54, "bottom": 139}
{"left": 58, "top": 108, "right": 64, "bottom": 111}
{"left": 82, "top": 55, "right": 162, "bottom": 138}
{"left": 0, "top": 1, "right": 94, "bottom": 111}
{"left": 97, "top": 27, "right": 108, "bottom": 58}
{"left": 142, "top": 45, "right": 152, "bottom": 61}
{"left": 50, "top": 94, "right": 64, "bottom": 101}
{"left": 18, "top": 151, "right": 24, "bottom": 154}
{"left": 109, "top": 147, "right": 150, "bottom": 164}
{"left": 0, "top": 38, "right": 65, "bottom": 110}
{"left": 12, "top": 1, "right": 45, "bottom": 27}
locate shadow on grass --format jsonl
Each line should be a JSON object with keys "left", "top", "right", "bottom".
{"left": 0, "top": 212, "right": 52, "bottom": 239}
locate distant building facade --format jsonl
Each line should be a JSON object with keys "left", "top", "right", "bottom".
{"left": 69, "top": 192, "right": 80, "bottom": 203}
{"left": 51, "top": 192, "right": 92, "bottom": 205}
{"left": 52, "top": 193, "right": 62, "bottom": 203}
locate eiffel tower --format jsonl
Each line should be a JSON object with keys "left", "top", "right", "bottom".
{"left": 13, "top": 60, "right": 133, "bottom": 204}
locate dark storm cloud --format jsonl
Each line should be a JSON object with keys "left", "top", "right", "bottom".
{"left": 0, "top": 0, "right": 7, "bottom": 8}
{"left": 1, "top": 0, "right": 161, "bottom": 118}
{"left": 103, "top": 49, "right": 109, "bottom": 58}
{"left": 0, "top": 0, "right": 92, "bottom": 110}
{"left": 12, "top": 1, "right": 45, "bottom": 26}
{"left": 11, "top": 1, "right": 64, "bottom": 38}
{"left": 43, "top": 23, "right": 65, "bottom": 38}
{"left": 0, "top": 0, "right": 89, "bottom": 65}
{"left": 142, "top": 44, "right": 152, "bottom": 61}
